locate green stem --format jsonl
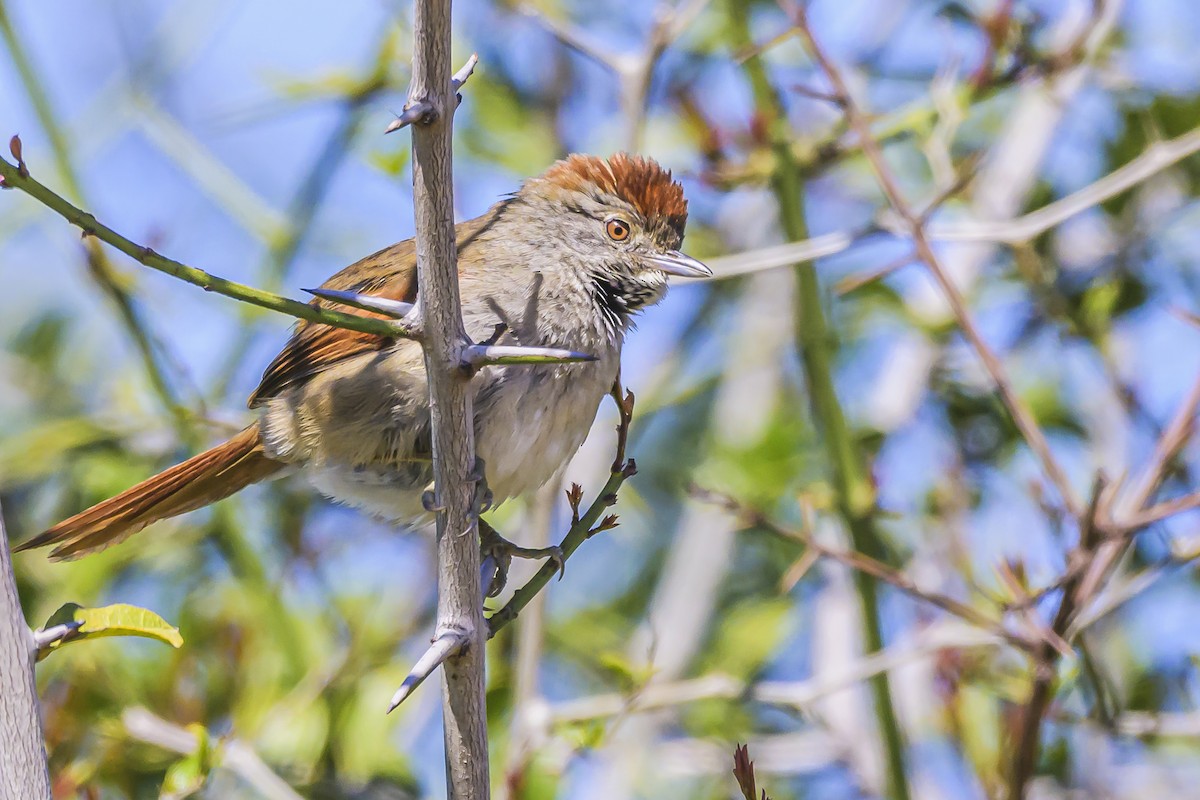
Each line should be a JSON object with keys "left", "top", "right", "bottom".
{"left": 0, "top": 154, "right": 415, "bottom": 339}
{"left": 487, "top": 465, "right": 634, "bottom": 637}
{"left": 729, "top": 6, "right": 911, "bottom": 799}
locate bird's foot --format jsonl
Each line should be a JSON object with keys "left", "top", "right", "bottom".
{"left": 479, "top": 519, "right": 564, "bottom": 598}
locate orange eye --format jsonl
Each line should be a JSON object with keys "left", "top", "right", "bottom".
{"left": 606, "top": 218, "right": 631, "bottom": 241}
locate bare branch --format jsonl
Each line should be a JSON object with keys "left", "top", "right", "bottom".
{"left": 695, "top": 488, "right": 1035, "bottom": 654}
{"left": 387, "top": 628, "right": 470, "bottom": 712}
{"left": 1006, "top": 478, "right": 1106, "bottom": 800}
{"left": 1077, "top": 374, "right": 1200, "bottom": 607}
{"left": 549, "top": 622, "right": 1003, "bottom": 723}
{"left": 1110, "top": 491, "right": 1200, "bottom": 534}
{"left": 404, "top": 3, "right": 490, "bottom": 799}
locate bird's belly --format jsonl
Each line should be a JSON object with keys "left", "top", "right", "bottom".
{"left": 296, "top": 355, "right": 618, "bottom": 525}
{"left": 476, "top": 363, "right": 615, "bottom": 502}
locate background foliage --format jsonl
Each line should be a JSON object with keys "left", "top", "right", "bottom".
{"left": 3, "top": 0, "right": 1200, "bottom": 798}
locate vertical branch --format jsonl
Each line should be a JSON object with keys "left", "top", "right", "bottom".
{"left": 727, "top": 5, "right": 911, "bottom": 799}
{"left": 0, "top": 504, "right": 52, "bottom": 800}
{"left": 407, "top": 1, "right": 490, "bottom": 798}
{"left": 1006, "top": 479, "right": 1106, "bottom": 800}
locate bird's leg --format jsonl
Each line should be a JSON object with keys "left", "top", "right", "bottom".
{"left": 470, "top": 458, "right": 564, "bottom": 597}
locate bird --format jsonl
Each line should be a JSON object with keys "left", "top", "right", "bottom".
{"left": 16, "top": 153, "right": 710, "bottom": 569}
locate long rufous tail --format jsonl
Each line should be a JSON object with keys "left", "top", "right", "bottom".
{"left": 15, "top": 424, "right": 281, "bottom": 561}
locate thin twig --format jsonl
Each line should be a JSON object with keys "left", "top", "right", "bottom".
{"left": 1006, "top": 478, "right": 1106, "bottom": 800}
{"left": 488, "top": 384, "right": 637, "bottom": 636}
{"left": 695, "top": 488, "right": 1035, "bottom": 654}
{"left": 1076, "top": 374, "right": 1200, "bottom": 606}
{"left": 0, "top": 153, "right": 418, "bottom": 339}
{"left": 791, "top": 4, "right": 1081, "bottom": 520}
{"left": 704, "top": 123, "right": 1200, "bottom": 281}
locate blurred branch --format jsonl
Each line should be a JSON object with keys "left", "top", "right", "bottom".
{"left": 0, "top": 502, "right": 52, "bottom": 800}
{"left": 705, "top": 122, "right": 1200, "bottom": 281}
{"left": 517, "top": 0, "right": 707, "bottom": 150}
{"left": 1077, "top": 374, "right": 1200, "bottom": 605}
{"left": 695, "top": 488, "right": 1036, "bottom": 654}
{"left": 729, "top": 4, "right": 912, "bottom": 799}
{"left": 0, "top": 150, "right": 419, "bottom": 339}
{"left": 1007, "top": 478, "right": 1106, "bottom": 800}
{"left": 549, "top": 621, "right": 1003, "bottom": 723}
{"left": 500, "top": 481, "right": 558, "bottom": 799}
{"left": 488, "top": 384, "right": 636, "bottom": 636}
{"left": 122, "top": 708, "right": 303, "bottom": 800}
{"left": 790, "top": 4, "right": 1082, "bottom": 520}
{"left": 0, "top": 0, "right": 194, "bottom": 436}
{"left": 132, "top": 96, "right": 288, "bottom": 245}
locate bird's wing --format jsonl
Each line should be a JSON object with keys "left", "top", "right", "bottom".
{"left": 248, "top": 203, "right": 509, "bottom": 407}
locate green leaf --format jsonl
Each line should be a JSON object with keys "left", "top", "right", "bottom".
{"left": 38, "top": 602, "right": 184, "bottom": 660}
{"left": 159, "top": 724, "right": 214, "bottom": 800}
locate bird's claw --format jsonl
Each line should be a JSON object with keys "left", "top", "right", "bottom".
{"left": 479, "top": 521, "right": 565, "bottom": 597}
{"left": 471, "top": 457, "right": 493, "bottom": 514}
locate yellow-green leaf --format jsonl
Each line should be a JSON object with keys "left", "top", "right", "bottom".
{"left": 38, "top": 602, "right": 183, "bottom": 660}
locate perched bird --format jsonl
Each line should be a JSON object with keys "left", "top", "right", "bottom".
{"left": 18, "top": 153, "right": 709, "bottom": 565}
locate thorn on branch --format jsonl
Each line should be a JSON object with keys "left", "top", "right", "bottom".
{"left": 461, "top": 344, "right": 598, "bottom": 371}
{"left": 451, "top": 52, "right": 480, "bottom": 91}
{"left": 387, "top": 628, "right": 469, "bottom": 712}
{"left": 304, "top": 287, "right": 415, "bottom": 319}
{"left": 31, "top": 621, "right": 83, "bottom": 658}
{"left": 385, "top": 53, "right": 480, "bottom": 133}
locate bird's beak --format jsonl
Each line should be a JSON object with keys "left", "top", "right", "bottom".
{"left": 648, "top": 250, "right": 713, "bottom": 279}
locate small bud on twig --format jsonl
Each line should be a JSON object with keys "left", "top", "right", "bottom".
{"left": 9, "top": 134, "right": 28, "bottom": 178}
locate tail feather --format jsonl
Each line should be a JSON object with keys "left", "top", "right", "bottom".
{"left": 16, "top": 425, "right": 280, "bottom": 561}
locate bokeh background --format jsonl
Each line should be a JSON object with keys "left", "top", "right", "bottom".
{"left": 3, "top": 0, "right": 1200, "bottom": 797}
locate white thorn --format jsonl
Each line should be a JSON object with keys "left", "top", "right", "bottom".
{"left": 387, "top": 629, "right": 469, "bottom": 712}
{"left": 32, "top": 621, "right": 82, "bottom": 650}
{"left": 452, "top": 53, "right": 480, "bottom": 90}
{"left": 462, "top": 344, "right": 597, "bottom": 368}
{"left": 304, "top": 288, "right": 415, "bottom": 319}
